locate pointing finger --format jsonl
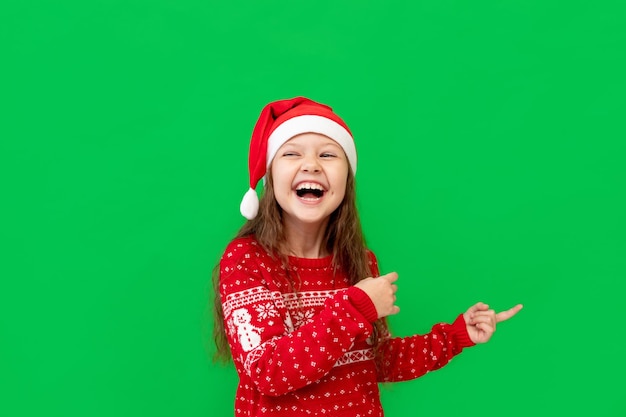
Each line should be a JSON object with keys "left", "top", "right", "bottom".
{"left": 381, "top": 272, "right": 398, "bottom": 283}
{"left": 495, "top": 304, "right": 524, "bottom": 323}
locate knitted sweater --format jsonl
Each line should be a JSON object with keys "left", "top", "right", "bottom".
{"left": 218, "top": 236, "right": 475, "bottom": 416}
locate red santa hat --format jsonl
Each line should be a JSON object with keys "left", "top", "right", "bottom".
{"left": 240, "top": 97, "right": 357, "bottom": 220}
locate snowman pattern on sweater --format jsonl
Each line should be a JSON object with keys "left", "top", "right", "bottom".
{"left": 231, "top": 308, "right": 263, "bottom": 352}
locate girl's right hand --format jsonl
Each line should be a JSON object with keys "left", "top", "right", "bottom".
{"left": 354, "top": 272, "right": 400, "bottom": 318}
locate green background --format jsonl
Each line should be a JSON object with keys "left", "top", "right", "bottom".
{"left": 2, "top": 1, "right": 625, "bottom": 416}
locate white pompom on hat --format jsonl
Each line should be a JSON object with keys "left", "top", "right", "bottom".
{"left": 240, "top": 97, "right": 357, "bottom": 220}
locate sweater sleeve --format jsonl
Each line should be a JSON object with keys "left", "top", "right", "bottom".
{"left": 376, "top": 314, "right": 475, "bottom": 383}
{"left": 219, "top": 242, "right": 377, "bottom": 397}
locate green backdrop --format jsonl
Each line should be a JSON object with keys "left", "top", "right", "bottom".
{"left": 2, "top": 1, "right": 625, "bottom": 416}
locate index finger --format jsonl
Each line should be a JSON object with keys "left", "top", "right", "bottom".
{"left": 495, "top": 304, "right": 524, "bottom": 323}
{"left": 380, "top": 272, "right": 398, "bottom": 283}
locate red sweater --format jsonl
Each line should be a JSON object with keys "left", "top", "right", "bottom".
{"left": 219, "top": 236, "right": 474, "bottom": 416}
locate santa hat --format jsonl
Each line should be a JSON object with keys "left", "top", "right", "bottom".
{"left": 240, "top": 97, "right": 357, "bottom": 220}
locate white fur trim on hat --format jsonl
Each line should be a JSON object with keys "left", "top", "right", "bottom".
{"left": 266, "top": 115, "right": 357, "bottom": 174}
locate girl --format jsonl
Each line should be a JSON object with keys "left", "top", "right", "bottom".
{"left": 213, "top": 97, "right": 522, "bottom": 417}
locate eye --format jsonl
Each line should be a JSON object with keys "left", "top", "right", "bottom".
{"left": 320, "top": 152, "right": 336, "bottom": 158}
{"left": 282, "top": 151, "right": 299, "bottom": 157}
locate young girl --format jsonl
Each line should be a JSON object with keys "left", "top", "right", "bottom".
{"left": 213, "top": 97, "right": 522, "bottom": 417}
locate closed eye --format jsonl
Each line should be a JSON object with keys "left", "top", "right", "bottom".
{"left": 320, "top": 153, "right": 336, "bottom": 158}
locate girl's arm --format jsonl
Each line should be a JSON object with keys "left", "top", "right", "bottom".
{"left": 376, "top": 314, "right": 475, "bottom": 383}
{"left": 219, "top": 242, "right": 378, "bottom": 397}
{"left": 375, "top": 302, "right": 522, "bottom": 382}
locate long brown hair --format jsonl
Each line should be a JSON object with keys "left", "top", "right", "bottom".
{"left": 212, "top": 168, "right": 389, "bottom": 369}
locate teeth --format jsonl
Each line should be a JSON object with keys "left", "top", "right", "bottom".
{"left": 296, "top": 182, "right": 325, "bottom": 191}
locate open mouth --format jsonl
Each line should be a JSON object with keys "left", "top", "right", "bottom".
{"left": 295, "top": 182, "right": 326, "bottom": 200}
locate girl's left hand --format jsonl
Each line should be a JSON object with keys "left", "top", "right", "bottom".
{"left": 463, "top": 302, "right": 523, "bottom": 344}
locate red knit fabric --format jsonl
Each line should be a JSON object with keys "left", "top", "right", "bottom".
{"left": 219, "top": 236, "right": 475, "bottom": 416}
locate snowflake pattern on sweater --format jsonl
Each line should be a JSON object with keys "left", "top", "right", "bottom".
{"left": 219, "top": 236, "right": 475, "bottom": 417}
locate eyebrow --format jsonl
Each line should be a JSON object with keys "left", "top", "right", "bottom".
{"left": 283, "top": 140, "right": 342, "bottom": 149}
{"left": 321, "top": 141, "right": 342, "bottom": 149}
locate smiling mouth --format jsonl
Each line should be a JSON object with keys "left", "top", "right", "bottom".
{"left": 295, "top": 182, "right": 326, "bottom": 200}
{"left": 296, "top": 188, "right": 324, "bottom": 199}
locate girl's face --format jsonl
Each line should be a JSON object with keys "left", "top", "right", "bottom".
{"left": 270, "top": 133, "right": 349, "bottom": 231}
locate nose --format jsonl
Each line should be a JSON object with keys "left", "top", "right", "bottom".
{"left": 301, "top": 155, "right": 321, "bottom": 173}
